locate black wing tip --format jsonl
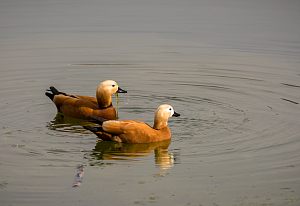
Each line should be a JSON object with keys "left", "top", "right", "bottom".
{"left": 83, "top": 126, "right": 102, "bottom": 133}
{"left": 89, "top": 116, "right": 108, "bottom": 125}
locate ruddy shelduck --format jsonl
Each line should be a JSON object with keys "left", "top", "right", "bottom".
{"left": 45, "top": 80, "right": 127, "bottom": 120}
{"left": 84, "top": 104, "right": 180, "bottom": 143}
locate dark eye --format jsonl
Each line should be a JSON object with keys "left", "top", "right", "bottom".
{"left": 169, "top": 108, "right": 172, "bottom": 111}
{"left": 112, "top": 85, "right": 115, "bottom": 87}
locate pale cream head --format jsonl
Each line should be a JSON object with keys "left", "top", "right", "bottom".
{"left": 153, "top": 104, "right": 179, "bottom": 130}
{"left": 156, "top": 104, "right": 176, "bottom": 118}
{"left": 98, "top": 80, "right": 119, "bottom": 95}
{"left": 96, "top": 80, "right": 120, "bottom": 108}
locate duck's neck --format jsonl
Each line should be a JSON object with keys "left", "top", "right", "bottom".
{"left": 96, "top": 88, "right": 112, "bottom": 108}
{"left": 153, "top": 116, "right": 168, "bottom": 130}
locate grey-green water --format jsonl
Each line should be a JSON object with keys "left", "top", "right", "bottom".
{"left": 0, "top": 0, "right": 300, "bottom": 205}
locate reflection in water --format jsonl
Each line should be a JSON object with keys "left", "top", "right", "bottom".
{"left": 47, "top": 113, "right": 95, "bottom": 133}
{"left": 89, "top": 140, "right": 175, "bottom": 171}
{"left": 72, "top": 165, "right": 84, "bottom": 187}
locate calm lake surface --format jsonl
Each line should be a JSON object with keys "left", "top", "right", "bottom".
{"left": 0, "top": 0, "right": 300, "bottom": 205}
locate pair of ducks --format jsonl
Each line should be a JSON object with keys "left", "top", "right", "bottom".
{"left": 46, "top": 80, "right": 180, "bottom": 143}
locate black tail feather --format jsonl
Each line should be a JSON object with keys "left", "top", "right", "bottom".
{"left": 83, "top": 126, "right": 102, "bottom": 133}
{"left": 49, "top": 86, "right": 60, "bottom": 95}
{"left": 45, "top": 91, "right": 54, "bottom": 101}
{"left": 83, "top": 125, "right": 115, "bottom": 141}
{"left": 45, "top": 86, "right": 61, "bottom": 101}
{"left": 89, "top": 116, "right": 107, "bottom": 125}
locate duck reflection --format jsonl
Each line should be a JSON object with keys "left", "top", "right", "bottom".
{"left": 47, "top": 113, "right": 94, "bottom": 133}
{"left": 90, "top": 140, "right": 175, "bottom": 170}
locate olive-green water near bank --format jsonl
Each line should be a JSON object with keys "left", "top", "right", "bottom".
{"left": 0, "top": 0, "right": 299, "bottom": 205}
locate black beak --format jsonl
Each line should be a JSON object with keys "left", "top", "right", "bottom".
{"left": 173, "top": 111, "right": 180, "bottom": 117}
{"left": 117, "top": 87, "right": 127, "bottom": 93}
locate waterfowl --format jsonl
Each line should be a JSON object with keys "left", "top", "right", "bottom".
{"left": 45, "top": 80, "right": 127, "bottom": 120}
{"left": 84, "top": 104, "right": 180, "bottom": 143}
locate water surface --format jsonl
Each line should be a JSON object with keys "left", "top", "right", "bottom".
{"left": 0, "top": 0, "right": 300, "bottom": 205}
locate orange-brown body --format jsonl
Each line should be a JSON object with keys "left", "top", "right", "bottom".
{"left": 97, "top": 120, "right": 172, "bottom": 143}
{"left": 85, "top": 104, "right": 180, "bottom": 143}
{"left": 53, "top": 94, "right": 117, "bottom": 120}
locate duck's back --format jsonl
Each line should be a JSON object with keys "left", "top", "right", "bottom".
{"left": 53, "top": 95, "right": 117, "bottom": 120}
{"left": 103, "top": 120, "right": 171, "bottom": 143}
